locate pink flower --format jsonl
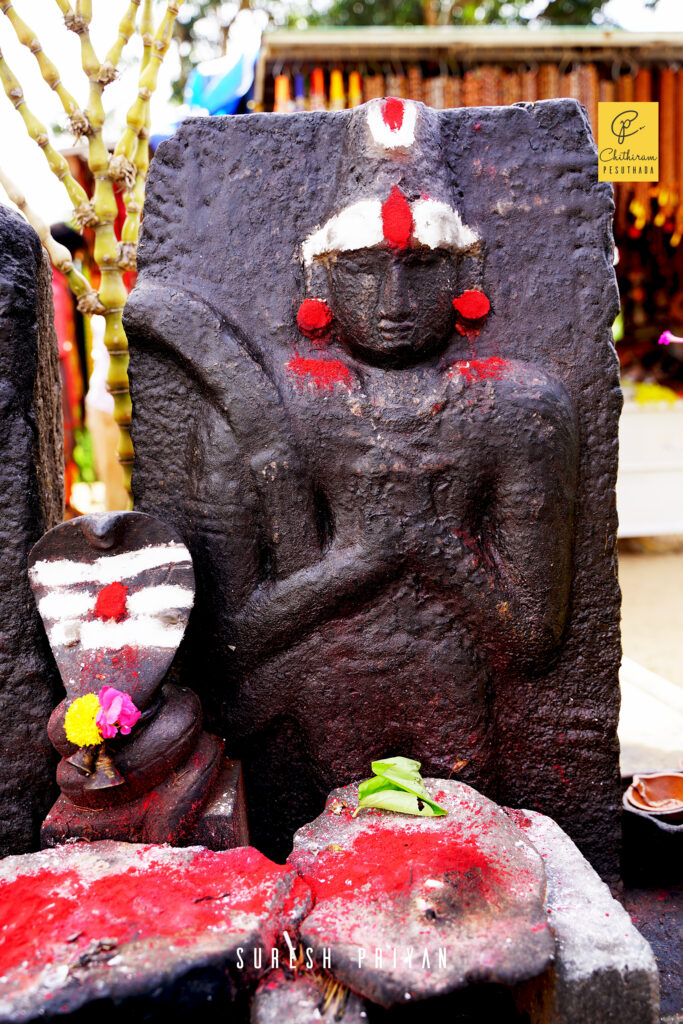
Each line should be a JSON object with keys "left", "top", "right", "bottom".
{"left": 96, "top": 687, "right": 141, "bottom": 740}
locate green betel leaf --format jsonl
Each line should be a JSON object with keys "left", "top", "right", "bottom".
{"left": 370, "top": 756, "right": 431, "bottom": 800}
{"left": 357, "top": 754, "right": 448, "bottom": 817}
{"left": 374, "top": 767, "right": 430, "bottom": 800}
{"left": 358, "top": 785, "right": 447, "bottom": 817}
{"left": 357, "top": 774, "right": 390, "bottom": 801}
{"left": 371, "top": 756, "right": 422, "bottom": 776}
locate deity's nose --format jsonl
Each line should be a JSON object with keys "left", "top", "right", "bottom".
{"left": 378, "top": 259, "right": 414, "bottom": 320}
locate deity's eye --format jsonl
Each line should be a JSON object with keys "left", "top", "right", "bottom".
{"left": 331, "top": 252, "right": 376, "bottom": 275}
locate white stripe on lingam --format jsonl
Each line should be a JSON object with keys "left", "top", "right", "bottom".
{"left": 49, "top": 616, "right": 186, "bottom": 650}
{"left": 126, "top": 585, "right": 194, "bottom": 615}
{"left": 38, "top": 590, "right": 93, "bottom": 620}
{"left": 30, "top": 543, "right": 192, "bottom": 588}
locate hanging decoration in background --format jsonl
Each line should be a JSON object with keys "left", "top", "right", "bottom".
{"left": 265, "top": 59, "right": 682, "bottom": 250}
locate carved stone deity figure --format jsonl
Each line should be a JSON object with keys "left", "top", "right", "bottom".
{"left": 125, "top": 98, "right": 622, "bottom": 874}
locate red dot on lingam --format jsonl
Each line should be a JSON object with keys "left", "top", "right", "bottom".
{"left": 296, "top": 298, "right": 332, "bottom": 337}
{"left": 94, "top": 581, "right": 129, "bottom": 622}
{"left": 382, "top": 186, "right": 413, "bottom": 250}
{"left": 452, "top": 290, "right": 491, "bottom": 322}
{"left": 382, "top": 97, "right": 405, "bottom": 131}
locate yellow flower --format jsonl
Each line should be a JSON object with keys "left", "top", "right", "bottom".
{"left": 64, "top": 693, "right": 102, "bottom": 747}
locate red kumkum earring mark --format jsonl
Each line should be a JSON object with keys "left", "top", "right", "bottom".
{"left": 382, "top": 186, "right": 413, "bottom": 250}
{"left": 297, "top": 298, "right": 333, "bottom": 339}
{"left": 453, "top": 290, "right": 490, "bottom": 323}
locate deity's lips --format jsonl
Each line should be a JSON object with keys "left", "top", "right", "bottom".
{"left": 377, "top": 318, "right": 415, "bottom": 342}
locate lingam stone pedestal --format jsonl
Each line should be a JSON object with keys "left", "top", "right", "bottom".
{"left": 125, "top": 97, "right": 622, "bottom": 877}
{"left": 0, "top": 205, "right": 63, "bottom": 855}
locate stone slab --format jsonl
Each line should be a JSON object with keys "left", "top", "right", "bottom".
{"left": 251, "top": 970, "right": 368, "bottom": 1024}
{"left": 618, "top": 885, "right": 682, "bottom": 1018}
{"left": 509, "top": 809, "right": 660, "bottom": 1024}
{"left": 0, "top": 205, "right": 63, "bottom": 856}
{"left": 288, "top": 779, "right": 553, "bottom": 1008}
{"left": 0, "top": 840, "right": 312, "bottom": 1022}
{"left": 125, "top": 98, "right": 622, "bottom": 875}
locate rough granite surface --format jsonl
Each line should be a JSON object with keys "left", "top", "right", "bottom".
{"left": 510, "top": 809, "right": 659, "bottom": 1024}
{"left": 0, "top": 206, "right": 63, "bottom": 855}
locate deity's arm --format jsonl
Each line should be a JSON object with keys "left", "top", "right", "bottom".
{"left": 124, "top": 281, "right": 316, "bottom": 578}
{"left": 125, "top": 283, "right": 402, "bottom": 666}
{"left": 228, "top": 531, "right": 403, "bottom": 670}
{"left": 434, "top": 365, "right": 578, "bottom": 671}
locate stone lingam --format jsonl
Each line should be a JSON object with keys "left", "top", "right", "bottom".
{"left": 29, "top": 511, "right": 247, "bottom": 849}
{"left": 124, "top": 96, "right": 622, "bottom": 874}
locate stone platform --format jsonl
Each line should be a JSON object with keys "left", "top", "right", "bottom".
{"left": 0, "top": 841, "right": 310, "bottom": 1022}
{"left": 283, "top": 780, "right": 659, "bottom": 1024}
{"left": 0, "top": 780, "right": 660, "bottom": 1023}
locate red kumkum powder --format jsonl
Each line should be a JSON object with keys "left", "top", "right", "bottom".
{"left": 287, "top": 352, "right": 351, "bottom": 392}
{"left": 298, "top": 823, "right": 509, "bottom": 904}
{"left": 382, "top": 186, "right": 413, "bottom": 250}
{"left": 452, "top": 290, "right": 491, "bottom": 322}
{"left": 451, "top": 357, "right": 509, "bottom": 385}
{"left": 0, "top": 848, "right": 296, "bottom": 976}
{"left": 296, "top": 298, "right": 332, "bottom": 337}
{"left": 94, "top": 581, "right": 129, "bottom": 621}
{"left": 382, "top": 97, "right": 405, "bottom": 131}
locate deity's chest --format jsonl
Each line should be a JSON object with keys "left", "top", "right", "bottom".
{"left": 280, "top": 359, "right": 488, "bottom": 528}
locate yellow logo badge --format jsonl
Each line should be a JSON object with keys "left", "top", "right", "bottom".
{"left": 598, "top": 102, "right": 659, "bottom": 182}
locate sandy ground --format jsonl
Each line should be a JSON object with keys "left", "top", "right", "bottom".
{"left": 618, "top": 543, "right": 683, "bottom": 688}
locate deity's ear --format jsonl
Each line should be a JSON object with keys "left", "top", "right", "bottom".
{"left": 297, "top": 260, "right": 334, "bottom": 341}
{"left": 452, "top": 246, "right": 490, "bottom": 328}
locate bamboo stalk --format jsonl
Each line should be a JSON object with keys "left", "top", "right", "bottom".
{"left": 0, "top": 164, "right": 103, "bottom": 313}
{"left": 115, "top": 1, "right": 183, "bottom": 165}
{"left": 0, "top": 45, "right": 95, "bottom": 225}
{"left": 0, "top": 0, "right": 91, "bottom": 136}
{"left": 104, "top": 0, "right": 141, "bottom": 71}
{"left": 1, "top": 0, "right": 184, "bottom": 506}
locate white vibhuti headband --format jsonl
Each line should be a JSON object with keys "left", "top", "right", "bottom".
{"left": 302, "top": 193, "right": 479, "bottom": 266}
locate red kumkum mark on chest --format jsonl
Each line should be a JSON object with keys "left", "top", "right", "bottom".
{"left": 94, "top": 581, "right": 129, "bottom": 621}
{"left": 450, "top": 357, "right": 509, "bottom": 385}
{"left": 287, "top": 352, "right": 351, "bottom": 392}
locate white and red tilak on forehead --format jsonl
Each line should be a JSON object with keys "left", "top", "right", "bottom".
{"left": 30, "top": 543, "right": 193, "bottom": 652}
{"left": 301, "top": 98, "right": 479, "bottom": 267}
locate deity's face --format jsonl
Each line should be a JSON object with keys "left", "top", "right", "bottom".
{"left": 326, "top": 246, "right": 457, "bottom": 367}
